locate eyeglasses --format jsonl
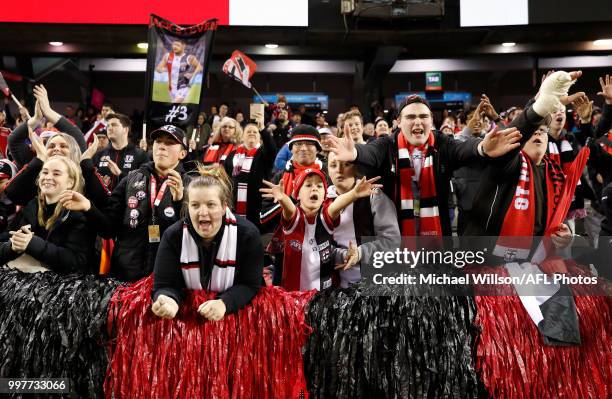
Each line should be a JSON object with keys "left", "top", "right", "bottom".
{"left": 293, "top": 142, "right": 316, "bottom": 149}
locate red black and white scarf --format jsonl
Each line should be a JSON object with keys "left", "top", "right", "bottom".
{"left": 203, "top": 142, "right": 235, "bottom": 164}
{"left": 396, "top": 132, "right": 442, "bottom": 236}
{"left": 180, "top": 208, "right": 238, "bottom": 292}
{"left": 232, "top": 144, "right": 260, "bottom": 216}
{"left": 494, "top": 152, "right": 565, "bottom": 261}
{"left": 547, "top": 137, "right": 573, "bottom": 166}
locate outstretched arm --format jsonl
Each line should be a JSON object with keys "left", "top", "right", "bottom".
{"left": 327, "top": 176, "right": 382, "bottom": 220}
{"left": 260, "top": 179, "right": 296, "bottom": 221}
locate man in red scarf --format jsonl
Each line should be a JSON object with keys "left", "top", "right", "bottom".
{"left": 329, "top": 95, "right": 522, "bottom": 237}
{"left": 465, "top": 71, "right": 585, "bottom": 241}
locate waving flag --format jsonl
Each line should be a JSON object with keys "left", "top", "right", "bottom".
{"left": 223, "top": 50, "right": 257, "bottom": 89}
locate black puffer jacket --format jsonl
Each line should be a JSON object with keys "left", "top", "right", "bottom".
{"left": 0, "top": 198, "right": 96, "bottom": 273}
{"left": 85, "top": 162, "right": 188, "bottom": 281}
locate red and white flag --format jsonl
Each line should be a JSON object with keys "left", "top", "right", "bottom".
{"left": 223, "top": 50, "right": 257, "bottom": 89}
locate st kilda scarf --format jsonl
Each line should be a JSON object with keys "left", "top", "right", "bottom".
{"left": 180, "top": 208, "right": 238, "bottom": 292}
{"left": 396, "top": 132, "right": 442, "bottom": 236}
{"left": 547, "top": 135, "right": 573, "bottom": 166}
{"left": 203, "top": 142, "right": 235, "bottom": 164}
{"left": 494, "top": 152, "right": 565, "bottom": 261}
{"left": 232, "top": 144, "right": 260, "bottom": 216}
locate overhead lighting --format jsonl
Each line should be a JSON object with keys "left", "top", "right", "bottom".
{"left": 137, "top": 42, "right": 148, "bottom": 49}
{"left": 265, "top": 43, "right": 279, "bottom": 49}
{"left": 501, "top": 42, "right": 516, "bottom": 47}
{"left": 49, "top": 41, "right": 63, "bottom": 47}
{"left": 593, "top": 38, "right": 612, "bottom": 47}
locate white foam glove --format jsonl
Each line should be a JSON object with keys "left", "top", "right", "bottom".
{"left": 533, "top": 71, "right": 575, "bottom": 117}
{"left": 151, "top": 295, "right": 179, "bottom": 319}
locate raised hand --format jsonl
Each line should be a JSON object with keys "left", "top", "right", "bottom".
{"left": 327, "top": 134, "right": 358, "bottom": 162}
{"left": 27, "top": 100, "right": 43, "bottom": 131}
{"left": 151, "top": 295, "right": 179, "bottom": 319}
{"left": 532, "top": 70, "right": 584, "bottom": 116}
{"left": 167, "top": 169, "right": 184, "bottom": 202}
{"left": 260, "top": 179, "right": 286, "bottom": 203}
{"left": 480, "top": 126, "right": 522, "bottom": 158}
{"left": 351, "top": 176, "right": 383, "bottom": 199}
{"left": 573, "top": 94, "right": 593, "bottom": 123}
{"left": 480, "top": 94, "right": 499, "bottom": 121}
{"left": 28, "top": 127, "right": 48, "bottom": 162}
{"left": 81, "top": 134, "right": 99, "bottom": 161}
{"left": 597, "top": 74, "right": 612, "bottom": 105}
{"left": 467, "top": 101, "right": 484, "bottom": 131}
{"left": 58, "top": 190, "right": 92, "bottom": 212}
{"left": 32, "top": 85, "right": 60, "bottom": 124}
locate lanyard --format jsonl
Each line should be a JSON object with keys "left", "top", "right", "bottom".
{"left": 149, "top": 175, "right": 169, "bottom": 210}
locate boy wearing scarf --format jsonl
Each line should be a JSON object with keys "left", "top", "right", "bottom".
{"left": 260, "top": 169, "right": 380, "bottom": 291}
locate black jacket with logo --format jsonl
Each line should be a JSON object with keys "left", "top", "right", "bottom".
{"left": 93, "top": 143, "right": 149, "bottom": 191}
{"left": 85, "top": 161, "right": 189, "bottom": 281}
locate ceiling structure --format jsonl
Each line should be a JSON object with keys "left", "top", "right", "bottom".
{"left": 1, "top": 0, "right": 611, "bottom": 60}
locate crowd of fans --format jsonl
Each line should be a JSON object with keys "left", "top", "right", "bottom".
{"left": 0, "top": 71, "right": 610, "bottom": 320}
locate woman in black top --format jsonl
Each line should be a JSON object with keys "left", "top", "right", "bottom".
{"left": 151, "top": 164, "right": 262, "bottom": 320}
{"left": 0, "top": 156, "right": 95, "bottom": 273}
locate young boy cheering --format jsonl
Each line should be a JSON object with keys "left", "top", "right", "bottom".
{"left": 261, "top": 168, "right": 381, "bottom": 291}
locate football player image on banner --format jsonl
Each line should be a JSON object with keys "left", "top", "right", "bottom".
{"left": 144, "top": 14, "right": 216, "bottom": 129}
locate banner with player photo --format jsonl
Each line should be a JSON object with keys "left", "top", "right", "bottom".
{"left": 144, "top": 14, "right": 217, "bottom": 130}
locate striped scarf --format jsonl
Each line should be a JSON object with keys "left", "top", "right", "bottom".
{"left": 494, "top": 152, "right": 565, "bottom": 261}
{"left": 232, "top": 144, "right": 260, "bottom": 216}
{"left": 203, "top": 142, "right": 235, "bottom": 164}
{"left": 180, "top": 208, "right": 238, "bottom": 292}
{"left": 396, "top": 132, "right": 442, "bottom": 236}
{"left": 547, "top": 131, "right": 574, "bottom": 171}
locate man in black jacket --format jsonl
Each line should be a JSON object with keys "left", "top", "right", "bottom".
{"left": 328, "top": 95, "right": 523, "bottom": 236}
{"left": 465, "top": 71, "right": 585, "bottom": 238}
{"left": 93, "top": 113, "right": 148, "bottom": 191}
